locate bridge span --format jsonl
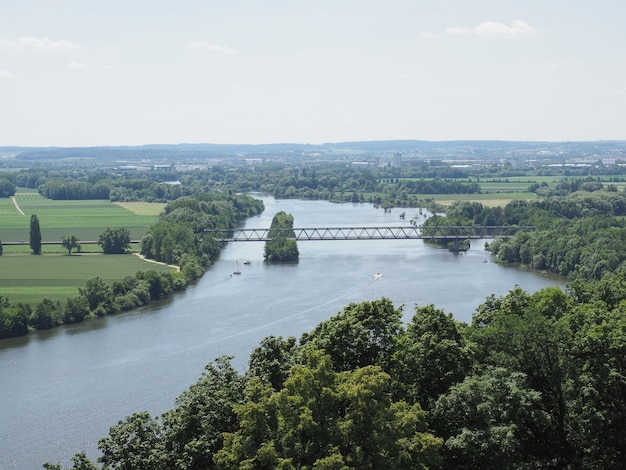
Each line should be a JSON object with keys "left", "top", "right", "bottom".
{"left": 204, "top": 225, "right": 534, "bottom": 242}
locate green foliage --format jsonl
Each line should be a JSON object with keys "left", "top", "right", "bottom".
{"left": 0, "top": 296, "right": 29, "bottom": 339}
{"left": 140, "top": 193, "right": 263, "bottom": 267}
{"left": 61, "top": 234, "right": 81, "bottom": 255}
{"left": 264, "top": 211, "right": 299, "bottom": 262}
{"left": 44, "top": 452, "right": 98, "bottom": 470}
{"left": 30, "top": 213, "right": 42, "bottom": 255}
{"left": 160, "top": 356, "right": 247, "bottom": 469}
{"left": 54, "top": 286, "right": 626, "bottom": 469}
{"left": 29, "top": 297, "right": 63, "bottom": 329}
{"left": 248, "top": 335, "right": 298, "bottom": 391}
{"left": 435, "top": 191, "right": 626, "bottom": 280}
{"left": 98, "top": 227, "right": 131, "bottom": 254}
{"left": 299, "top": 297, "right": 403, "bottom": 372}
{"left": 392, "top": 305, "right": 471, "bottom": 407}
{"left": 0, "top": 177, "right": 16, "bottom": 197}
{"left": 431, "top": 367, "right": 550, "bottom": 469}
{"left": 216, "top": 350, "right": 442, "bottom": 469}
{"left": 98, "top": 412, "right": 163, "bottom": 469}
{"left": 39, "top": 178, "right": 110, "bottom": 200}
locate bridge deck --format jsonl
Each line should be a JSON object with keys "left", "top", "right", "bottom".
{"left": 204, "top": 226, "right": 533, "bottom": 242}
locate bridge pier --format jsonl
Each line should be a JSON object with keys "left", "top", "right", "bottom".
{"left": 452, "top": 237, "right": 460, "bottom": 252}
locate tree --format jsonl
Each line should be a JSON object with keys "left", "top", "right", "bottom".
{"left": 264, "top": 211, "right": 299, "bottom": 262}
{"left": 0, "top": 177, "right": 16, "bottom": 197}
{"left": 299, "top": 298, "right": 404, "bottom": 373}
{"left": 30, "top": 214, "right": 42, "bottom": 255}
{"left": 61, "top": 235, "right": 81, "bottom": 255}
{"left": 98, "top": 227, "right": 131, "bottom": 254}
{"left": 98, "top": 412, "right": 163, "bottom": 470}
{"left": 79, "top": 277, "right": 117, "bottom": 315}
{"left": 431, "top": 367, "right": 551, "bottom": 469}
{"left": 215, "top": 350, "right": 442, "bottom": 469}
{"left": 0, "top": 297, "right": 30, "bottom": 339}
{"left": 29, "top": 297, "right": 63, "bottom": 330}
{"left": 44, "top": 453, "right": 98, "bottom": 470}
{"left": 248, "top": 335, "right": 298, "bottom": 391}
{"left": 393, "top": 304, "right": 471, "bottom": 407}
{"left": 63, "top": 295, "right": 90, "bottom": 324}
{"left": 160, "top": 356, "right": 247, "bottom": 469}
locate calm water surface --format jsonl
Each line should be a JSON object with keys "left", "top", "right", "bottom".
{"left": 0, "top": 197, "right": 565, "bottom": 469}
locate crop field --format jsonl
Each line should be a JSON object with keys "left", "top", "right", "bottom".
{"left": 0, "top": 194, "right": 168, "bottom": 305}
{"left": 0, "top": 194, "right": 164, "bottom": 242}
{"left": 430, "top": 193, "right": 538, "bottom": 207}
{"left": 0, "top": 253, "right": 173, "bottom": 305}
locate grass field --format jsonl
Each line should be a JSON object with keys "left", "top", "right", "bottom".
{"left": 0, "top": 194, "right": 164, "bottom": 242}
{"left": 431, "top": 193, "right": 538, "bottom": 206}
{"left": 0, "top": 253, "right": 173, "bottom": 305}
{"left": 0, "top": 194, "right": 168, "bottom": 305}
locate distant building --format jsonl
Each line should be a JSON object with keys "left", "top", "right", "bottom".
{"left": 509, "top": 158, "right": 527, "bottom": 169}
{"left": 391, "top": 152, "right": 402, "bottom": 167}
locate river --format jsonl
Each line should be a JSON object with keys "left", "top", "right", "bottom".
{"left": 0, "top": 196, "right": 566, "bottom": 469}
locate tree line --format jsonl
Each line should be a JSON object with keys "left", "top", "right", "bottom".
{"left": 423, "top": 189, "right": 626, "bottom": 280}
{"left": 0, "top": 193, "right": 264, "bottom": 340}
{"left": 45, "top": 273, "right": 626, "bottom": 469}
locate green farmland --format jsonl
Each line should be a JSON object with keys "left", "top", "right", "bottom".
{"left": 0, "top": 253, "right": 174, "bottom": 305}
{"left": 0, "top": 194, "right": 168, "bottom": 305}
{"left": 0, "top": 193, "right": 165, "bottom": 242}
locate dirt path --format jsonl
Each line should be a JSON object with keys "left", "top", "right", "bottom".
{"left": 133, "top": 252, "right": 180, "bottom": 271}
{"left": 11, "top": 196, "right": 24, "bottom": 215}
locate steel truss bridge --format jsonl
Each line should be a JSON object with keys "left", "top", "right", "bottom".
{"left": 203, "top": 225, "right": 534, "bottom": 242}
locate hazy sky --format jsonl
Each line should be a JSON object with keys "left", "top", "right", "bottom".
{"left": 1, "top": 0, "right": 625, "bottom": 147}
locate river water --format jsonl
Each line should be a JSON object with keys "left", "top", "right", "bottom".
{"left": 0, "top": 196, "right": 566, "bottom": 469}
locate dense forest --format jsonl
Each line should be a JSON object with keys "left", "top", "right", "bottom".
{"left": 44, "top": 274, "right": 626, "bottom": 469}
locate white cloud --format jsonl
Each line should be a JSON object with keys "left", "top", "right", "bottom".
{"left": 68, "top": 61, "right": 87, "bottom": 69}
{"left": 185, "top": 41, "right": 235, "bottom": 54}
{"left": 447, "top": 20, "right": 538, "bottom": 38}
{"left": 0, "top": 36, "right": 79, "bottom": 50}
{"left": 0, "top": 69, "right": 17, "bottom": 78}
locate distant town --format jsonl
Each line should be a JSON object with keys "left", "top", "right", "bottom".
{"left": 2, "top": 140, "right": 626, "bottom": 173}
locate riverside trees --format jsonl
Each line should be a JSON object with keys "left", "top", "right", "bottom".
{"left": 264, "top": 211, "right": 299, "bottom": 262}
{"left": 424, "top": 189, "right": 626, "bottom": 281}
{"left": 47, "top": 280, "right": 626, "bottom": 469}
{"left": 0, "top": 192, "right": 264, "bottom": 339}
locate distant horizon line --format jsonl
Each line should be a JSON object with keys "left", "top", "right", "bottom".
{"left": 3, "top": 138, "right": 626, "bottom": 149}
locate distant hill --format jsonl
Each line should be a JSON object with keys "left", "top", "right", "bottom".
{"left": 2, "top": 140, "right": 626, "bottom": 163}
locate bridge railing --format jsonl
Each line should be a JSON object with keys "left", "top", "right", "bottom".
{"left": 203, "top": 225, "right": 535, "bottom": 242}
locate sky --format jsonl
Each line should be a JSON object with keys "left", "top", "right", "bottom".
{"left": 1, "top": 0, "right": 625, "bottom": 147}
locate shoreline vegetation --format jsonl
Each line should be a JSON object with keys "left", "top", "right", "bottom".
{"left": 0, "top": 193, "right": 264, "bottom": 340}
{"left": 2, "top": 146, "right": 626, "bottom": 467}
{"left": 45, "top": 281, "right": 626, "bottom": 469}
{"left": 263, "top": 211, "right": 299, "bottom": 262}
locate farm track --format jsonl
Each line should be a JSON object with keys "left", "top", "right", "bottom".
{"left": 10, "top": 196, "right": 24, "bottom": 215}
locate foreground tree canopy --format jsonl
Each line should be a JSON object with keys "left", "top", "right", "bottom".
{"left": 46, "top": 275, "right": 626, "bottom": 469}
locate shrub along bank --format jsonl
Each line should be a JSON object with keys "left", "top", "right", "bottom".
{"left": 0, "top": 192, "right": 264, "bottom": 339}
